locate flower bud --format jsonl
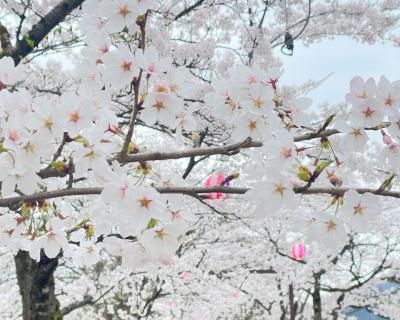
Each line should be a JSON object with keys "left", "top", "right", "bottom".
{"left": 298, "top": 166, "right": 311, "bottom": 182}
{"left": 291, "top": 242, "right": 305, "bottom": 260}
{"left": 383, "top": 134, "right": 393, "bottom": 146}
{"left": 204, "top": 174, "right": 226, "bottom": 199}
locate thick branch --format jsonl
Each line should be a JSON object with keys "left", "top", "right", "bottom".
{"left": 0, "top": 186, "right": 399, "bottom": 208}
{"left": 1, "top": 0, "right": 85, "bottom": 64}
{"left": 60, "top": 295, "right": 93, "bottom": 316}
{"left": 122, "top": 138, "right": 262, "bottom": 163}
{"left": 0, "top": 23, "right": 12, "bottom": 51}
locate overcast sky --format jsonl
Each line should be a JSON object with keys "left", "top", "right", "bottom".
{"left": 277, "top": 37, "right": 400, "bottom": 105}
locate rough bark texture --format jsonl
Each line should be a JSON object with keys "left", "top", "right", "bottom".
{"left": 312, "top": 274, "right": 322, "bottom": 320}
{"left": 15, "top": 250, "right": 61, "bottom": 320}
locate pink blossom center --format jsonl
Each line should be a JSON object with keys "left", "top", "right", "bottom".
{"left": 121, "top": 61, "right": 132, "bottom": 72}
{"left": 281, "top": 148, "right": 292, "bottom": 159}
{"left": 69, "top": 112, "right": 80, "bottom": 123}
{"left": 148, "top": 63, "right": 155, "bottom": 73}
{"left": 8, "top": 130, "right": 19, "bottom": 141}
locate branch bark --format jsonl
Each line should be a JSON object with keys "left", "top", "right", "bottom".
{"left": 121, "top": 138, "right": 262, "bottom": 163}
{"left": 1, "top": 0, "right": 85, "bottom": 65}
{"left": 60, "top": 295, "right": 93, "bottom": 316}
{"left": 0, "top": 186, "right": 399, "bottom": 208}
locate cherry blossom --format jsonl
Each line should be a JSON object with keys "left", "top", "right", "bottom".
{"left": 102, "top": 45, "right": 139, "bottom": 89}
{"left": 247, "top": 173, "right": 297, "bottom": 217}
{"left": 0, "top": 1, "right": 399, "bottom": 318}
{"left": 340, "top": 190, "right": 380, "bottom": 233}
{"left": 0, "top": 57, "right": 23, "bottom": 87}
{"left": 100, "top": 0, "right": 140, "bottom": 33}
{"left": 140, "top": 92, "right": 183, "bottom": 128}
{"left": 346, "top": 76, "right": 377, "bottom": 106}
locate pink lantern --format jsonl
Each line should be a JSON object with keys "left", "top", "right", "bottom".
{"left": 204, "top": 174, "right": 226, "bottom": 199}
{"left": 291, "top": 242, "right": 306, "bottom": 260}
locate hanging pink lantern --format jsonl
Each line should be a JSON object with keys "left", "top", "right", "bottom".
{"left": 291, "top": 242, "right": 306, "bottom": 260}
{"left": 204, "top": 174, "right": 227, "bottom": 199}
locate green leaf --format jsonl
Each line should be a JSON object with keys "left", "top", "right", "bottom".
{"left": 377, "top": 174, "right": 396, "bottom": 192}
{"left": 23, "top": 36, "right": 35, "bottom": 48}
{"left": 297, "top": 166, "right": 311, "bottom": 182}
{"left": 146, "top": 218, "right": 158, "bottom": 229}
{"left": 315, "top": 160, "right": 333, "bottom": 174}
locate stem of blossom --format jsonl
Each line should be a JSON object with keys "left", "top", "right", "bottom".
{"left": 294, "top": 122, "right": 390, "bottom": 142}
{"left": 51, "top": 132, "right": 69, "bottom": 162}
{"left": 118, "top": 13, "right": 148, "bottom": 161}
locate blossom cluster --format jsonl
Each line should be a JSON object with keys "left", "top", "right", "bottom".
{"left": 0, "top": 0, "right": 397, "bottom": 272}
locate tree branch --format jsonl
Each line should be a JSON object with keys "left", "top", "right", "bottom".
{"left": 174, "top": 0, "right": 206, "bottom": 21}
{"left": 1, "top": 0, "right": 85, "bottom": 65}
{"left": 121, "top": 138, "right": 262, "bottom": 163}
{"left": 60, "top": 294, "right": 93, "bottom": 316}
{"left": 0, "top": 186, "right": 400, "bottom": 208}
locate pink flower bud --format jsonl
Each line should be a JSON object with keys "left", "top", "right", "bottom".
{"left": 204, "top": 174, "right": 226, "bottom": 199}
{"left": 383, "top": 134, "right": 393, "bottom": 146}
{"left": 291, "top": 242, "right": 306, "bottom": 260}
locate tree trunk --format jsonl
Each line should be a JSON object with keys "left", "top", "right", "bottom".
{"left": 312, "top": 278, "right": 322, "bottom": 320}
{"left": 14, "top": 250, "right": 61, "bottom": 320}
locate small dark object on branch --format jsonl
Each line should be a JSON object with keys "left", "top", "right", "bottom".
{"left": 281, "top": 32, "right": 294, "bottom": 56}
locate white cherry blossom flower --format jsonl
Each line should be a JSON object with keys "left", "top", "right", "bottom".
{"left": 288, "top": 97, "right": 312, "bottom": 126}
{"left": 306, "top": 215, "right": 347, "bottom": 251}
{"left": 263, "top": 130, "right": 296, "bottom": 169}
{"left": 232, "top": 113, "right": 272, "bottom": 141}
{"left": 102, "top": 45, "right": 139, "bottom": 89}
{"left": 349, "top": 98, "right": 383, "bottom": 127}
{"left": 335, "top": 121, "right": 368, "bottom": 152}
{"left": 0, "top": 57, "right": 23, "bottom": 87}
{"left": 340, "top": 190, "right": 380, "bottom": 232}
{"left": 247, "top": 173, "right": 297, "bottom": 217}
{"left": 140, "top": 92, "right": 183, "bottom": 128}
{"left": 241, "top": 84, "right": 274, "bottom": 116}
{"left": 346, "top": 76, "right": 377, "bottom": 106}
{"left": 0, "top": 153, "right": 39, "bottom": 196}
{"left": 136, "top": 47, "right": 172, "bottom": 75}
{"left": 377, "top": 76, "right": 400, "bottom": 116}
{"left": 34, "top": 220, "right": 69, "bottom": 259}
{"left": 59, "top": 93, "right": 93, "bottom": 137}
{"left": 100, "top": 0, "right": 139, "bottom": 33}
{"left": 378, "top": 143, "right": 400, "bottom": 170}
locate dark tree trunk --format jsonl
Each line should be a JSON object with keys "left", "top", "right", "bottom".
{"left": 312, "top": 276, "right": 322, "bottom": 320}
{"left": 14, "top": 250, "right": 61, "bottom": 320}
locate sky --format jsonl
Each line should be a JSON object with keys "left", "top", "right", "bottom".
{"left": 277, "top": 37, "right": 400, "bottom": 105}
